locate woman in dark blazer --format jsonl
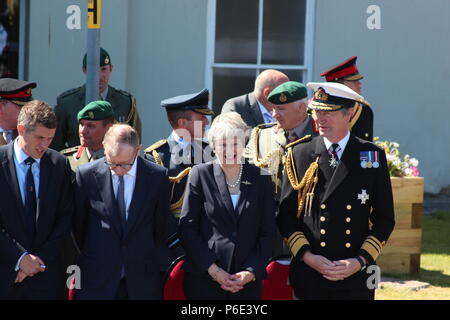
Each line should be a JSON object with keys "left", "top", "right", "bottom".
{"left": 178, "top": 112, "right": 276, "bottom": 300}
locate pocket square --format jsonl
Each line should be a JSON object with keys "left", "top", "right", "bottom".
{"left": 101, "top": 220, "right": 111, "bottom": 229}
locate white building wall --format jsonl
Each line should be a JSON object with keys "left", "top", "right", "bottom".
{"left": 313, "top": 0, "right": 450, "bottom": 193}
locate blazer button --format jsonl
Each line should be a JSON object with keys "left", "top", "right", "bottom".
{"left": 320, "top": 229, "right": 326, "bottom": 235}
{"left": 320, "top": 204, "right": 326, "bottom": 209}
{"left": 346, "top": 229, "right": 351, "bottom": 235}
{"left": 345, "top": 243, "right": 351, "bottom": 248}
{"left": 320, "top": 216, "right": 326, "bottom": 222}
{"left": 320, "top": 242, "right": 326, "bottom": 247}
{"left": 346, "top": 205, "right": 352, "bottom": 210}
{"left": 346, "top": 217, "right": 351, "bottom": 223}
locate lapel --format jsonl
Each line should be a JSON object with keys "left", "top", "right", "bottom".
{"left": 274, "top": 127, "right": 288, "bottom": 149}
{"left": 248, "top": 93, "right": 265, "bottom": 125}
{"left": 235, "top": 163, "right": 252, "bottom": 219}
{"left": 93, "top": 161, "right": 123, "bottom": 237}
{"left": 123, "top": 157, "right": 145, "bottom": 239}
{"left": 35, "top": 153, "right": 52, "bottom": 229}
{"left": 315, "top": 137, "right": 333, "bottom": 183}
{"left": 321, "top": 134, "right": 357, "bottom": 203}
{"left": 2, "top": 143, "right": 26, "bottom": 228}
{"left": 168, "top": 133, "right": 190, "bottom": 170}
{"left": 213, "top": 161, "right": 238, "bottom": 224}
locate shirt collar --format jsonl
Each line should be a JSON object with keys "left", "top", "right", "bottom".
{"left": 256, "top": 100, "right": 273, "bottom": 122}
{"left": 14, "top": 138, "right": 41, "bottom": 165}
{"left": 290, "top": 114, "right": 311, "bottom": 138}
{"left": 100, "top": 86, "right": 109, "bottom": 100}
{"left": 323, "top": 130, "right": 351, "bottom": 153}
{"left": 110, "top": 155, "right": 138, "bottom": 178}
{"left": 171, "top": 131, "right": 190, "bottom": 150}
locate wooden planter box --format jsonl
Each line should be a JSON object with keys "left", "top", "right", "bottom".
{"left": 377, "top": 177, "right": 424, "bottom": 274}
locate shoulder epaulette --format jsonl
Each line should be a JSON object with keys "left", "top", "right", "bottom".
{"left": 285, "top": 134, "right": 312, "bottom": 149}
{"left": 60, "top": 145, "right": 80, "bottom": 155}
{"left": 115, "top": 88, "right": 132, "bottom": 98}
{"left": 144, "top": 139, "right": 167, "bottom": 153}
{"left": 256, "top": 122, "right": 276, "bottom": 129}
{"left": 57, "top": 87, "right": 82, "bottom": 100}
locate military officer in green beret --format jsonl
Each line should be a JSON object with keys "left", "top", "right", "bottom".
{"left": 278, "top": 82, "right": 395, "bottom": 300}
{"left": 51, "top": 48, "right": 142, "bottom": 151}
{"left": 245, "top": 81, "right": 318, "bottom": 256}
{"left": 0, "top": 78, "right": 37, "bottom": 145}
{"left": 144, "top": 88, "right": 214, "bottom": 273}
{"left": 61, "top": 100, "right": 115, "bottom": 175}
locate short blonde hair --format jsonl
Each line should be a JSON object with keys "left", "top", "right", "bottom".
{"left": 207, "top": 112, "right": 249, "bottom": 151}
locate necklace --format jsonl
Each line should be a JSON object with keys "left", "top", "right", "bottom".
{"left": 226, "top": 164, "right": 243, "bottom": 188}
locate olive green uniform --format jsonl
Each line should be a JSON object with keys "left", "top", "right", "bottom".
{"left": 51, "top": 85, "right": 142, "bottom": 151}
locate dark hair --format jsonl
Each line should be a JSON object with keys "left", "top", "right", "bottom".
{"left": 17, "top": 100, "right": 57, "bottom": 131}
{"left": 166, "top": 110, "right": 192, "bottom": 128}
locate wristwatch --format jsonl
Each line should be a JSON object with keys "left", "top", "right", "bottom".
{"left": 355, "top": 256, "right": 367, "bottom": 271}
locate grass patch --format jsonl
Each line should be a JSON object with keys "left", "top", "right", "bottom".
{"left": 376, "top": 211, "right": 450, "bottom": 299}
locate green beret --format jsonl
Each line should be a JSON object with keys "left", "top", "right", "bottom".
{"left": 77, "top": 100, "right": 114, "bottom": 122}
{"left": 268, "top": 81, "right": 308, "bottom": 105}
{"left": 82, "top": 48, "right": 111, "bottom": 68}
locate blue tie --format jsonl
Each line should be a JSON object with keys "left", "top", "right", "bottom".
{"left": 24, "top": 157, "right": 37, "bottom": 248}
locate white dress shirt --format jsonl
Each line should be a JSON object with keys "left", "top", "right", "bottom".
{"left": 110, "top": 157, "right": 138, "bottom": 220}
{"left": 13, "top": 139, "right": 40, "bottom": 205}
{"left": 323, "top": 131, "right": 351, "bottom": 159}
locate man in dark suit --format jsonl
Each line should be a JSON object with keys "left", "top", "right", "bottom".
{"left": 278, "top": 82, "right": 395, "bottom": 300}
{"left": 73, "top": 124, "right": 169, "bottom": 300}
{"left": 320, "top": 56, "right": 374, "bottom": 141}
{"left": 51, "top": 48, "right": 142, "bottom": 151}
{"left": 144, "top": 88, "right": 214, "bottom": 273}
{"left": 0, "top": 100, "right": 73, "bottom": 299}
{"left": 221, "top": 69, "right": 289, "bottom": 128}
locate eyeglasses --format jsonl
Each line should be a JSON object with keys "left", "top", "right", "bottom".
{"left": 105, "top": 151, "right": 138, "bottom": 170}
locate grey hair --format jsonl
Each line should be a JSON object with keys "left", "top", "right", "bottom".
{"left": 103, "top": 123, "right": 140, "bottom": 156}
{"left": 207, "top": 112, "right": 249, "bottom": 151}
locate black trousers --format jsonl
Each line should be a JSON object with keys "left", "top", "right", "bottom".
{"left": 115, "top": 278, "right": 129, "bottom": 300}
{"left": 5, "top": 282, "right": 60, "bottom": 300}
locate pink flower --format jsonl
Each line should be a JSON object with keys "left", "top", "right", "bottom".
{"left": 410, "top": 166, "right": 419, "bottom": 177}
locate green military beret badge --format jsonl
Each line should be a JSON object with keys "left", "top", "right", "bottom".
{"left": 77, "top": 100, "right": 114, "bottom": 122}
{"left": 268, "top": 81, "right": 308, "bottom": 105}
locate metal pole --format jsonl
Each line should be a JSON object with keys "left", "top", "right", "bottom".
{"left": 85, "top": 0, "right": 102, "bottom": 104}
{"left": 85, "top": 29, "right": 100, "bottom": 105}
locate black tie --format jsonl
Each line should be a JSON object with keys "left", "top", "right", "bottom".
{"left": 117, "top": 175, "right": 127, "bottom": 230}
{"left": 24, "top": 157, "right": 37, "bottom": 246}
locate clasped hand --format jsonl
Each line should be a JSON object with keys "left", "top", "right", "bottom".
{"left": 303, "top": 251, "right": 361, "bottom": 281}
{"left": 208, "top": 264, "right": 255, "bottom": 293}
{"left": 15, "top": 254, "right": 46, "bottom": 283}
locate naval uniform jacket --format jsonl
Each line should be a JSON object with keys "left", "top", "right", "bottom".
{"left": 277, "top": 134, "right": 395, "bottom": 292}
{"left": 144, "top": 134, "right": 214, "bottom": 271}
